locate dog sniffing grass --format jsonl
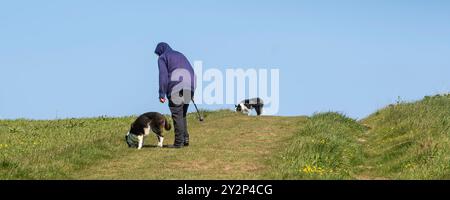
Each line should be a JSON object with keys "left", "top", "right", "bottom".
{"left": 1, "top": 94, "right": 449, "bottom": 179}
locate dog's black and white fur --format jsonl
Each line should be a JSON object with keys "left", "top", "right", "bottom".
{"left": 125, "top": 112, "right": 171, "bottom": 149}
{"left": 235, "top": 98, "right": 264, "bottom": 116}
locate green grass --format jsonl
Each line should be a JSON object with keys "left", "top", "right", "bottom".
{"left": 273, "top": 93, "right": 450, "bottom": 180}
{"left": 269, "top": 112, "right": 368, "bottom": 179}
{"left": 0, "top": 116, "right": 133, "bottom": 179}
{"left": 1, "top": 94, "right": 449, "bottom": 179}
{"left": 359, "top": 94, "right": 450, "bottom": 179}
{"left": 0, "top": 110, "right": 307, "bottom": 179}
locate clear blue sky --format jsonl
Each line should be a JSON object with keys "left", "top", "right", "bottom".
{"left": 1, "top": 0, "right": 450, "bottom": 119}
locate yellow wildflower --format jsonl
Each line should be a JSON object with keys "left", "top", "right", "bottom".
{"left": 301, "top": 165, "right": 328, "bottom": 175}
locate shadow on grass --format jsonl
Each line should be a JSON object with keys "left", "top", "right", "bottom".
{"left": 142, "top": 144, "right": 185, "bottom": 149}
{"left": 142, "top": 144, "right": 160, "bottom": 148}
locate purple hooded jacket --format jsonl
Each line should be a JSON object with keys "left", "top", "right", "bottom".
{"left": 155, "top": 42, "right": 196, "bottom": 99}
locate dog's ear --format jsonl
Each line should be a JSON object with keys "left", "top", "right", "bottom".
{"left": 235, "top": 104, "right": 238, "bottom": 108}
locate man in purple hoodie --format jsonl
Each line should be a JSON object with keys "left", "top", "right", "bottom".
{"left": 155, "top": 42, "right": 196, "bottom": 148}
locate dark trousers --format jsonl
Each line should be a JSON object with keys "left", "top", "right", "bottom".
{"left": 168, "top": 90, "right": 193, "bottom": 145}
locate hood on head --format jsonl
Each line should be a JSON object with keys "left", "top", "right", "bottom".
{"left": 154, "top": 42, "right": 173, "bottom": 56}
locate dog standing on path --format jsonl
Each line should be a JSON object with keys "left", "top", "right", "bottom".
{"left": 125, "top": 112, "right": 171, "bottom": 149}
{"left": 235, "top": 98, "right": 264, "bottom": 116}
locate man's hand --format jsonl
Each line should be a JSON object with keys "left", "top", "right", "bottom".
{"left": 159, "top": 98, "right": 166, "bottom": 103}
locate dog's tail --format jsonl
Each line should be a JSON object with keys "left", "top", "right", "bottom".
{"left": 164, "top": 117, "right": 171, "bottom": 131}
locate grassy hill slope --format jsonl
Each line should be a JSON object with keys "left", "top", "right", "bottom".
{"left": 0, "top": 110, "right": 307, "bottom": 179}
{"left": 1, "top": 94, "right": 449, "bottom": 179}
{"left": 274, "top": 94, "right": 450, "bottom": 179}
{"left": 270, "top": 112, "right": 368, "bottom": 179}
{"left": 359, "top": 94, "right": 450, "bottom": 179}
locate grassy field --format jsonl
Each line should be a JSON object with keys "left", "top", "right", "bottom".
{"left": 270, "top": 112, "right": 368, "bottom": 179}
{"left": 1, "top": 94, "right": 449, "bottom": 179}
{"left": 0, "top": 110, "right": 307, "bottom": 179}
{"left": 273, "top": 94, "right": 450, "bottom": 180}
{"left": 359, "top": 94, "right": 450, "bottom": 179}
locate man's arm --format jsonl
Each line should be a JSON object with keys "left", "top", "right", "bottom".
{"left": 158, "top": 57, "right": 169, "bottom": 99}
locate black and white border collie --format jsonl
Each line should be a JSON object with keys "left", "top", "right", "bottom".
{"left": 235, "top": 98, "right": 264, "bottom": 116}
{"left": 125, "top": 112, "right": 171, "bottom": 149}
